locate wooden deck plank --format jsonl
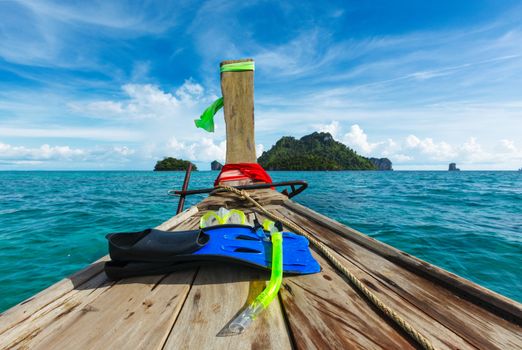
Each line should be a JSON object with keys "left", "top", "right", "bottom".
{"left": 280, "top": 251, "right": 417, "bottom": 349}
{"left": 0, "top": 256, "right": 107, "bottom": 337}
{"left": 246, "top": 209, "right": 418, "bottom": 349}
{"left": 276, "top": 204, "right": 522, "bottom": 349}
{"left": 193, "top": 191, "right": 522, "bottom": 348}
{"left": 196, "top": 188, "right": 286, "bottom": 212}
{"left": 163, "top": 264, "right": 292, "bottom": 350}
{"left": 156, "top": 206, "right": 199, "bottom": 231}
{"left": 164, "top": 206, "right": 292, "bottom": 349}
{"left": 0, "top": 206, "right": 198, "bottom": 337}
{"left": 271, "top": 208, "right": 471, "bottom": 350}
{"left": 2, "top": 191, "right": 521, "bottom": 350}
{"left": 0, "top": 207, "right": 200, "bottom": 349}
{"left": 22, "top": 271, "right": 196, "bottom": 350}
{"left": 0, "top": 271, "right": 112, "bottom": 349}
{"left": 285, "top": 200, "right": 522, "bottom": 323}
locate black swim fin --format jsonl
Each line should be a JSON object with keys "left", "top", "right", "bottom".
{"left": 104, "top": 224, "right": 320, "bottom": 279}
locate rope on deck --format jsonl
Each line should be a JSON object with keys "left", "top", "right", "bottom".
{"left": 216, "top": 185, "right": 436, "bottom": 350}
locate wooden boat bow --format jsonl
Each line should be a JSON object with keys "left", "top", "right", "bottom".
{"left": 1, "top": 189, "right": 521, "bottom": 349}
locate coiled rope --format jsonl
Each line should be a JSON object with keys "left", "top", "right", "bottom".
{"left": 215, "top": 184, "right": 436, "bottom": 350}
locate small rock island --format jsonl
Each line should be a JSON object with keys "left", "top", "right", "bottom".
{"left": 449, "top": 163, "right": 460, "bottom": 171}
{"left": 369, "top": 157, "right": 393, "bottom": 171}
{"left": 258, "top": 132, "right": 390, "bottom": 170}
{"left": 154, "top": 157, "right": 197, "bottom": 171}
{"left": 211, "top": 160, "right": 223, "bottom": 170}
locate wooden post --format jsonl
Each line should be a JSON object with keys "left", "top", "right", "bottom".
{"left": 176, "top": 163, "right": 193, "bottom": 214}
{"left": 220, "top": 58, "right": 256, "bottom": 164}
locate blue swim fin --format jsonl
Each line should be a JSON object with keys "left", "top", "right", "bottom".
{"left": 105, "top": 224, "right": 321, "bottom": 279}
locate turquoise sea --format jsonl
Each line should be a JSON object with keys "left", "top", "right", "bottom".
{"left": 0, "top": 171, "right": 521, "bottom": 312}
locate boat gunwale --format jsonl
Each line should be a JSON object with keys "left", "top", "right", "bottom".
{"left": 283, "top": 199, "right": 522, "bottom": 325}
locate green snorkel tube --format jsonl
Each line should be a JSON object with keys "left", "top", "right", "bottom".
{"left": 228, "top": 220, "right": 284, "bottom": 334}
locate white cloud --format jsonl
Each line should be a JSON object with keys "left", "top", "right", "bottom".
{"left": 392, "top": 154, "right": 414, "bottom": 162}
{"left": 405, "top": 135, "right": 420, "bottom": 148}
{"left": 77, "top": 80, "right": 212, "bottom": 120}
{"left": 175, "top": 80, "right": 205, "bottom": 103}
{"left": 342, "top": 124, "right": 381, "bottom": 155}
{"left": 317, "top": 121, "right": 340, "bottom": 139}
{"left": 0, "top": 127, "right": 141, "bottom": 141}
{"left": 113, "top": 146, "right": 135, "bottom": 156}
{"left": 0, "top": 160, "right": 44, "bottom": 165}
{"left": 65, "top": 79, "right": 237, "bottom": 167}
{"left": 0, "top": 1, "right": 182, "bottom": 67}
{"left": 21, "top": 1, "right": 179, "bottom": 32}
{"left": 405, "top": 135, "right": 457, "bottom": 160}
{"left": 255, "top": 29, "right": 335, "bottom": 77}
{"left": 165, "top": 136, "right": 226, "bottom": 163}
{"left": 2, "top": 4, "right": 521, "bottom": 171}
{"left": 0, "top": 142, "right": 86, "bottom": 161}
{"left": 303, "top": 121, "right": 522, "bottom": 169}
{"left": 403, "top": 135, "right": 520, "bottom": 165}
{"left": 496, "top": 139, "right": 522, "bottom": 160}
{"left": 500, "top": 139, "right": 517, "bottom": 152}
{"left": 161, "top": 137, "right": 267, "bottom": 164}
{"left": 0, "top": 141, "right": 138, "bottom": 164}
{"left": 460, "top": 137, "right": 489, "bottom": 162}
{"left": 313, "top": 121, "right": 403, "bottom": 159}
{"left": 85, "top": 101, "right": 125, "bottom": 114}
{"left": 256, "top": 144, "right": 265, "bottom": 158}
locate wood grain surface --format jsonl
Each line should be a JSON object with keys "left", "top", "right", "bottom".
{"left": 1, "top": 190, "right": 521, "bottom": 350}
{"left": 220, "top": 58, "right": 256, "bottom": 164}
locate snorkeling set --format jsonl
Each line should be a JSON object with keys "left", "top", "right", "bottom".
{"left": 104, "top": 207, "right": 321, "bottom": 334}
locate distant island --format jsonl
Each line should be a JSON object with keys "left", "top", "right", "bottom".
{"left": 154, "top": 157, "right": 197, "bottom": 171}
{"left": 258, "top": 132, "right": 391, "bottom": 170}
{"left": 155, "top": 133, "right": 393, "bottom": 171}
{"left": 211, "top": 160, "right": 223, "bottom": 170}
{"left": 448, "top": 163, "right": 460, "bottom": 171}
{"left": 369, "top": 157, "right": 393, "bottom": 171}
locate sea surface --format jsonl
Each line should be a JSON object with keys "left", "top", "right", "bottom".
{"left": 0, "top": 171, "right": 521, "bottom": 312}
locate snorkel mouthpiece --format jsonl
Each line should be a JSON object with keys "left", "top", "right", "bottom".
{"left": 228, "top": 303, "right": 264, "bottom": 334}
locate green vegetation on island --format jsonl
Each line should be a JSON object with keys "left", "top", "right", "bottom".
{"left": 154, "top": 157, "right": 197, "bottom": 171}
{"left": 258, "top": 132, "right": 377, "bottom": 170}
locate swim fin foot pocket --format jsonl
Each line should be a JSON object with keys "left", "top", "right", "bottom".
{"left": 104, "top": 224, "right": 321, "bottom": 280}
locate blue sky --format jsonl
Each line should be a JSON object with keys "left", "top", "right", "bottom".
{"left": 1, "top": 0, "right": 521, "bottom": 170}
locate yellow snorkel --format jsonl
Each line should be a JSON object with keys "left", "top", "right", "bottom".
{"left": 228, "top": 219, "right": 283, "bottom": 334}
{"left": 198, "top": 210, "right": 285, "bottom": 334}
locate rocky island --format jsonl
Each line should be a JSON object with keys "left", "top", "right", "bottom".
{"left": 211, "top": 160, "right": 223, "bottom": 170}
{"left": 449, "top": 163, "right": 460, "bottom": 171}
{"left": 258, "top": 132, "right": 389, "bottom": 170}
{"left": 369, "top": 157, "right": 393, "bottom": 171}
{"left": 154, "top": 157, "right": 197, "bottom": 171}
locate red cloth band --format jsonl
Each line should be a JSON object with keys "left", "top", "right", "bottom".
{"left": 214, "top": 163, "right": 273, "bottom": 186}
